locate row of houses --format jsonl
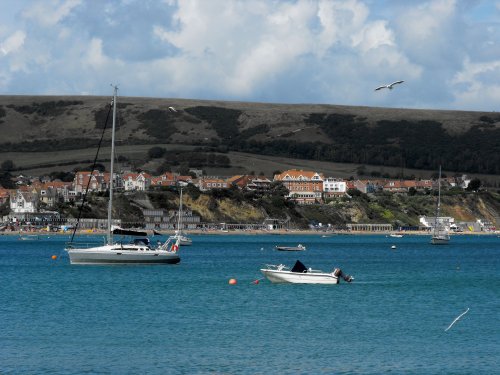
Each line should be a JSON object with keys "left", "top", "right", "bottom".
{"left": 274, "top": 170, "right": 471, "bottom": 204}
{"left": 1, "top": 169, "right": 472, "bottom": 215}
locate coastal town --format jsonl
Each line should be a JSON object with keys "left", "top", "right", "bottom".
{"left": 1, "top": 167, "right": 495, "bottom": 234}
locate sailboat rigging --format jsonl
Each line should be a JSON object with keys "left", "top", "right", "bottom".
{"left": 431, "top": 165, "right": 450, "bottom": 245}
{"left": 65, "top": 86, "right": 181, "bottom": 264}
{"left": 169, "top": 187, "right": 192, "bottom": 246}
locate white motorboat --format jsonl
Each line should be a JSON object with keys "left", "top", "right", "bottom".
{"left": 260, "top": 260, "right": 353, "bottom": 284}
{"left": 65, "top": 86, "right": 181, "bottom": 265}
{"left": 275, "top": 244, "right": 306, "bottom": 251}
{"left": 389, "top": 233, "right": 403, "bottom": 238}
{"left": 431, "top": 166, "right": 450, "bottom": 245}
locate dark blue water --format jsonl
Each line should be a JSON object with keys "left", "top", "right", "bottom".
{"left": 0, "top": 234, "right": 498, "bottom": 374}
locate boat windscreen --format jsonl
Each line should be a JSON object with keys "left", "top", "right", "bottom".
{"left": 291, "top": 260, "right": 307, "bottom": 273}
{"left": 133, "top": 238, "right": 150, "bottom": 246}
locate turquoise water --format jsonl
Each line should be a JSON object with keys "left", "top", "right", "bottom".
{"left": 0, "top": 234, "right": 498, "bottom": 374}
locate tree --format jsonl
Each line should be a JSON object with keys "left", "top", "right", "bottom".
{"left": 0, "top": 202, "right": 10, "bottom": 216}
{"left": 356, "top": 165, "right": 366, "bottom": 176}
{"left": 147, "top": 146, "right": 166, "bottom": 159}
{"left": 269, "top": 181, "right": 288, "bottom": 197}
{"left": 49, "top": 171, "right": 75, "bottom": 182}
{"left": 0, "top": 172, "right": 15, "bottom": 189}
{"left": 1, "top": 159, "right": 15, "bottom": 172}
{"left": 466, "top": 178, "right": 481, "bottom": 192}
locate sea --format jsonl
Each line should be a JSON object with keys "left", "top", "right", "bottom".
{"left": 0, "top": 233, "right": 498, "bottom": 375}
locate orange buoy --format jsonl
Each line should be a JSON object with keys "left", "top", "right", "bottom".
{"left": 228, "top": 278, "right": 237, "bottom": 285}
{"left": 51, "top": 255, "right": 57, "bottom": 260}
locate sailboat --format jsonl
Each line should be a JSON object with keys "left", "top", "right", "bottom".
{"left": 431, "top": 166, "right": 450, "bottom": 245}
{"left": 169, "top": 188, "right": 192, "bottom": 246}
{"left": 65, "top": 86, "right": 181, "bottom": 264}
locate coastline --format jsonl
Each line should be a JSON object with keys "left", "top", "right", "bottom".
{"left": 2, "top": 229, "right": 498, "bottom": 236}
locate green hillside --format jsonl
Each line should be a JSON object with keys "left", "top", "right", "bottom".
{"left": 0, "top": 95, "right": 499, "bottom": 177}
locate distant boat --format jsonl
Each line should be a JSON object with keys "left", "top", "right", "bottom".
{"left": 260, "top": 260, "right": 353, "bottom": 284}
{"left": 168, "top": 188, "right": 192, "bottom": 246}
{"left": 390, "top": 233, "right": 403, "bottom": 238}
{"left": 65, "top": 86, "right": 181, "bottom": 265}
{"left": 19, "top": 234, "right": 40, "bottom": 240}
{"left": 431, "top": 166, "right": 450, "bottom": 245}
{"left": 275, "top": 244, "right": 306, "bottom": 251}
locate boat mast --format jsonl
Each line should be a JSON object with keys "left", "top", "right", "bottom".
{"left": 433, "top": 165, "right": 442, "bottom": 235}
{"left": 177, "top": 187, "right": 183, "bottom": 232}
{"left": 107, "top": 85, "right": 118, "bottom": 245}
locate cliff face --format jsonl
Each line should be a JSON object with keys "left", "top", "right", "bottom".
{"left": 80, "top": 190, "right": 499, "bottom": 228}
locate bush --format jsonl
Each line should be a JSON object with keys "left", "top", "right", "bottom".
{"left": 1, "top": 160, "right": 15, "bottom": 172}
{"left": 148, "top": 146, "right": 166, "bottom": 159}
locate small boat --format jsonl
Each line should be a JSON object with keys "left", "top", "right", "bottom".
{"left": 275, "top": 244, "right": 306, "bottom": 251}
{"left": 389, "top": 233, "right": 403, "bottom": 238}
{"left": 260, "top": 260, "right": 353, "bottom": 284}
{"left": 19, "top": 234, "right": 40, "bottom": 240}
{"left": 178, "top": 234, "right": 192, "bottom": 246}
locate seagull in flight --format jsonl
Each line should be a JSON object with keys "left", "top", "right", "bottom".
{"left": 167, "top": 106, "right": 177, "bottom": 112}
{"left": 375, "top": 80, "right": 404, "bottom": 91}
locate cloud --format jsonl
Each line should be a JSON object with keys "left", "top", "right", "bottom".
{"left": 451, "top": 57, "right": 500, "bottom": 110}
{"left": 0, "top": 30, "right": 26, "bottom": 55}
{"left": 0, "top": 0, "right": 498, "bottom": 110}
{"left": 22, "top": 0, "right": 82, "bottom": 27}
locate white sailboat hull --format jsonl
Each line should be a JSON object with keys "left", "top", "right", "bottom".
{"left": 260, "top": 269, "right": 339, "bottom": 284}
{"left": 179, "top": 237, "right": 192, "bottom": 246}
{"left": 169, "top": 235, "right": 192, "bottom": 246}
{"left": 66, "top": 245, "right": 180, "bottom": 265}
{"left": 431, "top": 236, "right": 450, "bottom": 245}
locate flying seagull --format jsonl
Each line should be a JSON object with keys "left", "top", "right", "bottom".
{"left": 167, "top": 106, "right": 177, "bottom": 112}
{"left": 375, "top": 80, "right": 404, "bottom": 91}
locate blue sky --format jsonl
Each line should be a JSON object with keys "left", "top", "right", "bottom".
{"left": 1, "top": 0, "right": 499, "bottom": 111}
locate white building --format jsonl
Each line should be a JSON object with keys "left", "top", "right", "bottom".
{"left": 122, "top": 172, "right": 152, "bottom": 191}
{"left": 323, "top": 178, "right": 347, "bottom": 197}
{"left": 9, "top": 190, "right": 38, "bottom": 213}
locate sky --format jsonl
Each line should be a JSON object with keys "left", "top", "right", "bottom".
{"left": 1, "top": 0, "right": 499, "bottom": 111}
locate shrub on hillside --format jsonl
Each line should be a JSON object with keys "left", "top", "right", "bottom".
{"left": 148, "top": 146, "right": 166, "bottom": 159}
{"left": 137, "top": 109, "right": 177, "bottom": 140}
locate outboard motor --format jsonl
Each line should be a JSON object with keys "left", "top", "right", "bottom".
{"left": 332, "top": 268, "right": 354, "bottom": 283}
{"left": 342, "top": 273, "right": 354, "bottom": 283}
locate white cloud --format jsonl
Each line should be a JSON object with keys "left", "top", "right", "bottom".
{"left": 317, "top": 0, "right": 369, "bottom": 50}
{"left": 0, "top": 30, "right": 26, "bottom": 55}
{"left": 394, "top": 0, "right": 462, "bottom": 67}
{"left": 0, "top": 0, "right": 497, "bottom": 110}
{"left": 352, "top": 20, "right": 394, "bottom": 53}
{"left": 22, "top": 0, "right": 82, "bottom": 27}
{"left": 450, "top": 57, "right": 500, "bottom": 110}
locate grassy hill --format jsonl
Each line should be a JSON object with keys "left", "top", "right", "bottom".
{"left": 1, "top": 95, "right": 499, "bottom": 180}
